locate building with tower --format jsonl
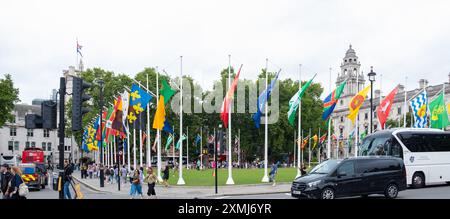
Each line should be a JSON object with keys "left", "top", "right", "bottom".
{"left": 329, "top": 45, "right": 450, "bottom": 158}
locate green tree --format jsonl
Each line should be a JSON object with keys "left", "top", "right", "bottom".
{"left": 0, "top": 74, "right": 20, "bottom": 126}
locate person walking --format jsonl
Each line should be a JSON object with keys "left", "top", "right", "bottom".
{"left": 162, "top": 165, "right": 170, "bottom": 187}
{"left": 1, "top": 164, "right": 13, "bottom": 199}
{"left": 121, "top": 165, "right": 127, "bottom": 184}
{"left": 105, "top": 166, "right": 111, "bottom": 184}
{"left": 269, "top": 161, "right": 280, "bottom": 186}
{"left": 7, "top": 166, "right": 26, "bottom": 199}
{"left": 144, "top": 167, "right": 157, "bottom": 199}
{"left": 63, "top": 159, "right": 73, "bottom": 199}
{"left": 129, "top": 169, "right": 143, "bottom": 199}
{"left": 88, "top": 164, "right": 93, "bottom": 179}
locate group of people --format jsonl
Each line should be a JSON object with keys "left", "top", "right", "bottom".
{"left": 126, "top": 164, "right": 171, "bottom": 199}
{"left": 0, "top": 164, "right": 27, "bottom": 199}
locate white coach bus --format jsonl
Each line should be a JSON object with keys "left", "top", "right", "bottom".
{"left": 359, "top": 128, "right": 450, "bottom": 188}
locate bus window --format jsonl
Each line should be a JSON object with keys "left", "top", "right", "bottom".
{"left": 369, "top": 137, "right": 390, "bottom": 156}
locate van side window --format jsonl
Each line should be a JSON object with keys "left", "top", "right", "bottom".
{"left": 337, "top": 161, "right": 355, "bottom": 176}
{"left": 389, "top": 137, "right": 403, "bottom": 159}
{"left": 356, "top": 160, "right": 377, "bottom": 173}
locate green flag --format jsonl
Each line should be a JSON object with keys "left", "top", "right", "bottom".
{"left": 165, "top": 134, "right": 173, "bottom": 151}
{"left": 161, "top": 79, "right": 177, "bottom": 105}
{"left": 288, "top": 74, "right": 316, "bottom": 125}
{"left": 430, "top": 91, "right": 449, "bottom": 129}
{"left": 360, "top": 130, "right": 367, "bottom": 140}
{"left": 175, "top": 134, "right": 187, "bottom": 150}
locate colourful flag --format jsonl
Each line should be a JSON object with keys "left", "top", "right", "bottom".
{"left": 322, "top": 81, "right": 347, "bottom": 121}
{"left": 127, "top": 84, "right": 152, "bottom": 125}
{"left": 112, "top": 95, "right": 126, "bottom": 137}
{"left": 165, "top": 134, "right": 173, "bottom": 151}
{"left": 430, "top": 91, "right": 449, "bottom": 129}
{"left": 104, "top": 106, "right": 114, "bottom": 143}
{"left": 288, "top": 74, "right": 316, "bottom": 126}
{"left": 220, "top": 65, "right": 243, "bottom": 128}
{"left": 347, "top": 85, "right": 371, "bottom": 125}
{"left": 153, "top": 79, "right": 177, "bottom": 131}
{"left": 319, "top": 134, "right": 327, "bottom": 145}
{"left": 301, "top": 135, "right": 310, "bottom": 150}
{"left": 377, "top": 87, "right": 399, "bottom": 129}
{"left": 175, "top": 134, "right": 187, "bottom": 150}
{"left": 360, "top": 130, "right": 367, "bottom": 140}
{"left": 410, "top": 90, "right": 428, "bottom": 128}
{"left": 253, "top": 71, "right": 280, "bottom": 128}
{"left": 311, "top": 135, "right": 318, "bottom": 149}
{"left": 77, "top": 40, "right": 83, "bottom": 57}
{"left": 194, "top": 134, "right": 202, "bottom": 146}
{"left": 121, "top": 91, "right": 130, "bottom": 134}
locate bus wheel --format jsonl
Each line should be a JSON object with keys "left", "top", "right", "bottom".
{"left": 412, "top": 173, "right": 425, "bottom": 189}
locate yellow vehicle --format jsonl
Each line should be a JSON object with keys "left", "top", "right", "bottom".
{"left": 19, "top": 163, "right": 47, "bottom": 190}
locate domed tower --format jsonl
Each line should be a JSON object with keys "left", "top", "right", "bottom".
{"left": 335, "top": 45, "right": 366, "bottom": 110}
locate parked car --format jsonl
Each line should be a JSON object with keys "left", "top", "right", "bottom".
{"left": 291, "top": 156, "right": 407, "bottom": 199}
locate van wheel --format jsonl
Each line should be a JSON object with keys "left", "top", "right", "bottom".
{"left": 385, "top": 183, "right": 399, "bottom": 199}
{"left": 320, "top": 187, "right": 335, "bottom": 199}
{"left": 412, "top": 173, "right": 425, "bottom": 189}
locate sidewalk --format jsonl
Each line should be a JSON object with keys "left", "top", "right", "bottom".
{"left": 72, "top": 171, "right": 291, "bottom": 198}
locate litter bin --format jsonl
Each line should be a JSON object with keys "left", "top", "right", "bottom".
{"left": 52, "top": 173, "right": 59, "bottom": 191}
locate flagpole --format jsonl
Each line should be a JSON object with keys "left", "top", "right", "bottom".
{"left": 404, "top": 77, "right": 407, "bottom": 127}
{"left": 296, "top": 64, "right": 302, "bottom": 178}
{"left": 187, "top": 126, "right": 189, "bottom": 169}
{"left": 355, "top": 70, "right": 360, "bottom": 157}
{"left": 327, "top": 67, "right": 332, "bottom": 160}
{"left": 379, "top": 73, "right": 383, "bottom": 129}
{"left": 113, "top": 135, "right": 117, "bottom": 164}
{"left": 308, "top": 128, "right": 311, "bottom": 168}
{"left": 146, "top": 73, "right": 151, "bottom": 168}
{"left": 443, "top": 83, "right": 446, "bottom": 131}
{"left": 156, "top": 67, "right": 163, "bottom": 181}
{"left": 177, "top": 56, "right": 186, "bottom": 185}
{"left": 335, "top": 119, "right": 338, "bottom": 159}
{"left": 318, "top": 127, "right": 321, "bottom": 163}
{"left": 238, "top": 129, "right": 241, "bottom": 167}
{"left": 224, "top": 55, "right": 235, "bottom": 184}
{"left": 127, "top": 129, "right": 131, "bottom": 171}
{"left": 261, "top": 58, "right": 269, "bottom": 183}
{"left": 301, "top": 130, "right": 303, "bottom": 167}
{"left": 293, "top": 130, "right": 296, "bottom": 168}
{"left": 200, "top": 126, "right": 203, "bottom": 170}
{"left": 133, "top": 124, "right": 137, "bottom": 170}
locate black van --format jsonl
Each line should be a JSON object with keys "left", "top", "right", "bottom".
{"left": 291, "top": 157, "right": 407, "bottom": 199}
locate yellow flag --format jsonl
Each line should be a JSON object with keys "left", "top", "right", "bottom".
{"left": 152, "top": 95, "right": 166, "bottom": 130}
{"left": 347, "top": 85, "right": 371, "bottom": 124}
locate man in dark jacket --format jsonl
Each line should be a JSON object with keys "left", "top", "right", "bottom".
{"left": 1, "top": 164, "right": 13, "bottom": 199}
{"left": 63, "top": 159, "right": 73, "bottom": 199}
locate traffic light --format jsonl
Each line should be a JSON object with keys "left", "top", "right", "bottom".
{"left": 42, "top": 100, "right": 57, "bottom": 129}
{"left": 72, "top": 76, "right": 92, "bottom": 131}
{"left": 25, "top": 114, "right": 43, "bottom": 129}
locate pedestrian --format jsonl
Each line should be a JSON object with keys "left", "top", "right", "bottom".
{"left": 7, "top": 166, "right": 27, "bottom": 199}
{"left": 128, "top": 167, "right": 134, "bottom": 183}
{"left": 110, "top": 166, "right": 115, "bottom": 184}
{"left": 196, "top": 160, "right": 200, "bottom": 171}
{"left": 88, "top": 165, "right": 93, "bottom": 179}
{"left": 129, "top": 169, "right": 143, "bottom": 199}
{"left": 172, "top": 161, "right": 178, "bottom": 177}
{"left": 269, "top": 161, "right": 280, "bottom": 186}
{"left": 105, "top": 166, "right": 111, "bottom": 184}
{"left": 144, "top": 167, "right": 157, "bottom": 198}
{"left": 121, "top": 165, "right": 127, "bottom": 184}
{"left": 63, "top": 159, "right": 73, "bottom": 199}
{"left": 162, "top": 165, "right": 169, "bottom": 187}
{"left": 1, "top": 164, "right": 13, "bottom": 199}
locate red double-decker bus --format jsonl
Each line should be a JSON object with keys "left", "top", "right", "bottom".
{"left": 22, "top": 147, "right": 44, "bottom": 164}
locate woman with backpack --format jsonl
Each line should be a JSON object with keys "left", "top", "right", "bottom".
{"left": 7, "top": 166, "right": 27, "bottom": 199}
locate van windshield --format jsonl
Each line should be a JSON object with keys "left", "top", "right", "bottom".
{"left": 310, "top": 160, "right": 341, "bottom": 174}
{"left": 359, "top": 134, "right": 391, "bottom": 156}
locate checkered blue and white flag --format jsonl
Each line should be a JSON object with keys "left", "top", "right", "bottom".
{"left": 409, "top": 90, "right": 428, "bottom": 128}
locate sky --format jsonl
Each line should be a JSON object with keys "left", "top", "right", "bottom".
{"left": 1, "top": 0, "right": 450, "bottom": 104}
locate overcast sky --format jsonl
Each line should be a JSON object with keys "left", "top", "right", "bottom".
{"left": 1, "top": 0, "right": 450, "bottom": 104}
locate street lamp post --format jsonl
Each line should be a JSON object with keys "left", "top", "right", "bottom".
{"left": 367, "top": 67, "right": 376, "bottom": 134}
{"left": 96, "top": 79, "right": 105, "bottom": 188}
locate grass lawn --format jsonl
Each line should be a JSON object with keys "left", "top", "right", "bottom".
{"left": 163, "top": 167, "right": 310, "bottom": 186}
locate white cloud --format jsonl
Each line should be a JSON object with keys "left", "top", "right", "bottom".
{"left": 1, "top": 0, "right": 449, "bottom": 104}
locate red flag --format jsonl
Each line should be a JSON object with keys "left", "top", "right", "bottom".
{"left": 377, "top": 86, "right": 399, "bottom": 129}
{"left": 220, "top": 64, "right": 243, "bottom": 128}
{"left": 319, "top": 134, "right": 327, "bottom": 144}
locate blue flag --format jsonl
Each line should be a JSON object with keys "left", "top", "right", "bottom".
{"left": 195, "top": 134, "right": 201, "bottom": 145}
{"left": 163, "top": 120, "right": 174, "bottom": 134}
{"left": 253, "top": 71, "right": 280, "bottom": 128}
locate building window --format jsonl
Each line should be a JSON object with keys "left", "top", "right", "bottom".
{"left": 42, "top": 142, "right": 46, "bottom": 150}
{"left": 10, "top": 127, "right": 17, "bottom": 136}
{"left": 44, "top": 129, "right": 50, "bottom": 138}
{"left": 364, "top": 126, "right": 368, "bottom": 133}
{"left": 31, "top": 142, "right": 36, "bottom": 147}
{"left": 25, "top": 141, "right": 30, "bottom": 148}
{"left": 27, "top": 129, "right": 33, "bottom": 137}
{"left": 12, "top": 115, "right": 16, "bottom": 123}
{"left": 364, "top": 113, "right": 368, "bottom": 120}
{"left": 340, "top": 99, "right": 344, "bottom": 106}
{"left": 339, "top": 128, "right": 343, "bottom": 135}
{"left": 47, "top": 143, "right": 52, "bottom": 151}
{"left": 340, "top": 116, "right": 344, "bottom": 122}
{"left": 397, "top": 107, "right": 401, "bottom": 115}
{"left": 8, "top": 141, "right": 13, "bottom": 151}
